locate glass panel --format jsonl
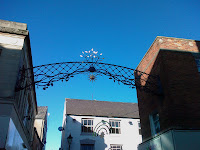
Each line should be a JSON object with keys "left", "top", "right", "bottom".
{"left": 116, "top": 128, "right": 119, "bottom": 134}
{"left": 110, "top": 128, "right": 114, "bottom": 133}
{"left": 112, "top": 121, "right": 115, "bottom": 127}
{"left": 138, "top": 122, "right": 141, "bottom": 128}
{"left": 88, "top": 127, "right": 92, "bottom": 132}
{"left": 84, "top": 120, "right": 87, "bottom": 125}
{"left": 118, "top": 128, "right": 121, "bottom": 134}
{"left": 83, "top": 126, "right": 87, "bottom": 132}
{"left": 151, "top": 112, "right": 160, "bottom": 134}
{"left": 139, "top": 129, "right": 142, "bottom": 135}
{"left": 88, "top": 120, "right": 91, "bottom": 125}
{"left": 153, "top": 113, "right": 159, "bottom": 121}
{"left": 116, "top": 122, "right": 119, "bottom": 127}
{"left": 81, "top": 144, "right": 94, "bottom": 150}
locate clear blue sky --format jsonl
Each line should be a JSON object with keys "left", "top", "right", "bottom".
{"left": 1, "top": 0, "right": 200, "bottom": 149}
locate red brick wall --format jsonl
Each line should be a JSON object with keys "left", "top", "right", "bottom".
{"left": 137, "top": 37, "right": 200, "bottom": 74}
{"left": 136, "top": 36, "right": 200, "bottom": 141}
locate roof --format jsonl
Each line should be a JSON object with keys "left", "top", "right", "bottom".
{"left": 0, "top": 20, "right": 28, "bottom": 35}
{"left": 35, "top": 106, "right": 48, "bottom": 119}
{"left": 65, "top": 98, "right": 139, "bottom": 119}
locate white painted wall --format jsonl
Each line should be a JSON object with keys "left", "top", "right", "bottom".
{"left": 34, "top": 119, "right": 44, "bottom": 141}
{"left": 61, "top": 115, "right": 142, "bottom": 150}
{"left": 5, "top": 118, "right": 27, "bottom": 150}
{"left": 0, "top": 32, "right": 25, "bottom": 97}
{"left": 0, "top": 102, "right": 31, "bottom": 149}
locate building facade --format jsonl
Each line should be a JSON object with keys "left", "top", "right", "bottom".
{"left": 0, "top": 20, "right": 47, "bottom": 150}
{"left": 0, "top": 20, "right": 38, "bottom": 150}
{"left": 135, "top": 36, "right": 200, "bottom": 150}
{"left": 33, "top": 106, "right": 48, "bottom": 150}
{"left": 60, "top": 98, "right": 142, "bottom": 150}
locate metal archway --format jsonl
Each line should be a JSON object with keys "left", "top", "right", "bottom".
{"left": 15, "top": 61, "right": 161, "bottom": 95}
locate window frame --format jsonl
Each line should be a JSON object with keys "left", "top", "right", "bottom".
{"left": 149, "top": 112, "right": 160, "bottom": 136}
{"left": 110, "top": 144, "right": 123, "bottom": 150}
{"left": 109, "top": 120, "right": 121, "bottom": 134}
{"left": 80, "top": 144, "right": 94, "bottom": 150}
{"left": 195, "top": 58, "right": 200, "bottom": 72}
{"left": 138, "top": 121, "right": 142, "bottom": 135}
{"left": 81, "top": 118, "right": 93, "bottom": 133}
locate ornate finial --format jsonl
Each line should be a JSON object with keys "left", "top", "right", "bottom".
{"left": 80, "top": 48, "right": 103, "bottom": 63}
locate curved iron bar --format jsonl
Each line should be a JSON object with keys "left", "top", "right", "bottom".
{"left": 15, "top": 62, "right": 161, "bottom": 95}
{"left": 93, "top": 120, "right": 111, "bottom": 136}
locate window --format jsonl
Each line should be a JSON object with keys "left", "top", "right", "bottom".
{"left": 138, "top": 121, "right": 141, "bottom": 135}
{"left": 109, "top": 120, "right": 121, "bottom": 134}
{"left": 195, "top": 58, "right": 200, "bottom": 72}
{"left": 81, "top": 119, "right": 93, "bottom": 133}
{"left": 192, "top": 53, "right": 200, "bottom": 73}
{"left": 0, "top": 49, "right": 2, "bottom": 56}
{"left": 81, "top": 144, "right": 94, "bottom": 150}
{"left": 149, "top": 112, "right": 160, "bottom": 136}
{"left": 110, "top": 145, "right": 122, "bottom": 150}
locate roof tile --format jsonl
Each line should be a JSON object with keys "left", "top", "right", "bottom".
{"left": 65, "top": 99, "right": 139, "bottom": 118}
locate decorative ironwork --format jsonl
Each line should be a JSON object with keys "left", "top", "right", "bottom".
{"left": 80, "top": 48, "right": 104, "bottom": 63}
{"left": 93, "top": 120, "right": 112, "bottom": 138}
{"left": 15, "top": 49, "right": 161, "bottom": 95}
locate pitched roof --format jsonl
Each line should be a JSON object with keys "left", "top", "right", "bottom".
{"left": 65, "top": 98, "right": 139, "bottom": 118}
{"left": 35, "top": 106, "right": 48, "bottom": 119}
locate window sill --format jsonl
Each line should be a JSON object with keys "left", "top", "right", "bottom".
{"left": 109, "top": 134, "right": 121, "bottom": 136}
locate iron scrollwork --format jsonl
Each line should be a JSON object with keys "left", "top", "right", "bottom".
{"left": 15, "top": 49, "right": 161, "bottom": 95}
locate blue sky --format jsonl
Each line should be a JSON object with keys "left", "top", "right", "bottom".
{"left": 1, "top": 0, "right": 200, "bottom": 149}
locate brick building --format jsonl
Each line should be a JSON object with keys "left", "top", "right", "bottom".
{"left": 136, "top": 36, "right": 200, "bottom": 150}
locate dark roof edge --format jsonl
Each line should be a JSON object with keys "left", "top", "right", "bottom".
{"left": 66, "top": 114, "right": 140, "bottom": 119}
{"left": 65, "top": 98, "right": 138, "bottom": 105}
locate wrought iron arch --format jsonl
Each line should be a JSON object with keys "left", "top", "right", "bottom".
{"left": 15, "top": 61, "right": 161, "bottom": 95}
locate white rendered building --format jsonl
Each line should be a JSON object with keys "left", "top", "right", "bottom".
{"left": 60, "top": 98, "right": 142, "bottom": 150}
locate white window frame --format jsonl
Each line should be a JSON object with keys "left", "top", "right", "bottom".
{"left": 149, "top": 112, "right": 160, "bottom": 136}
{"left": 109, "top": 120, "right": 121, "bottom": 134}
{"left": 81, "top": 118, "right": 93, "bottom": 133}
{"left": 110, "top": 144, "right": 123, "bottom": 150}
